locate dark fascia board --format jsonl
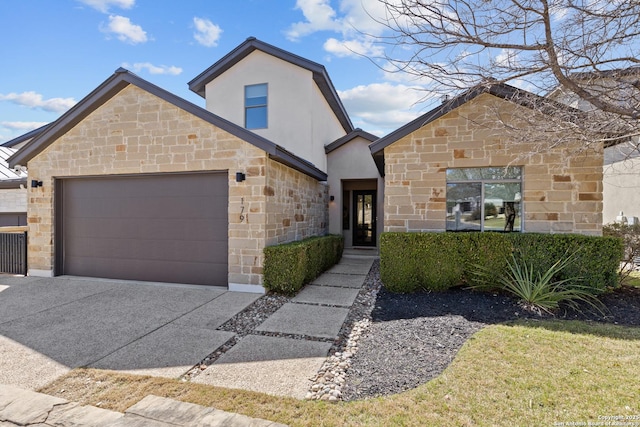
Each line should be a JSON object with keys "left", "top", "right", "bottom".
{"left": 0, "top": 178, "right": 27, "bottom": 189}
{"left": 1, "top": 123, "right": 51, "bottom": 148}
{"left": 325, "top": 128, "right": 379, "bottom": 154}
{"left": 9, "top": 68, "right": 327, "bottom": 181}
{"left": 272, "top": 145, "right": 327, "bottom": 181}
{"left": 369, "top": 82, "right": 575, "bottom": 176}
{"left": 188, "top": 37, "right": 353, "bottom": 134}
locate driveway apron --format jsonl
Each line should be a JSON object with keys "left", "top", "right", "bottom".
{"left": 0, "top": 276, "right": 258, "bottom": 390}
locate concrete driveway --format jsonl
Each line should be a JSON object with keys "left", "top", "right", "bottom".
{"left": 0, "top": 276, "right": 259, "bottom": 390}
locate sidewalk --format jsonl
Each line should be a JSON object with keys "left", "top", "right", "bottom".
{"left": 0, "top": 385, "right": 286, "bottom": 426}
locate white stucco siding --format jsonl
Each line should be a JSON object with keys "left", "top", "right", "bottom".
{"left": 603, "top": 141, "right": 640, "bottom": 224}
{"left": 311, "top": 83, "right": 348, "bottom": 171}
{"left": 326, "top": 136, "right": 383, "bottom": 240}
{"left": 204, "top": 50, "right": 339, "bottom": 172}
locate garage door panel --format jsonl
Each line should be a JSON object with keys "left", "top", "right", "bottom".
{"left": 66, "top": 194, "right": 228, "bottom": 221}
{"left": 65, "top": 219, "right": 229, "bottom": 244}
{"left": 65, "top": 257, "right": 228, "bottom": 286}
{"left": 60, "top": 173, "right": 229, "bottom": 286}
{"left": 65, "top": 238, "right": 226, "bottom": 265}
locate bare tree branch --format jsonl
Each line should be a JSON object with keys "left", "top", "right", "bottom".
{"left": 374, "top": 0, "right": 640, "bottom": 153}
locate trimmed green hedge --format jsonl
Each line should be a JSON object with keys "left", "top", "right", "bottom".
{"left": 380, "top": 232, "right": 623, "bottom": 294}
{"left": 263, "top": 235, "right": 344, "bottom": 295}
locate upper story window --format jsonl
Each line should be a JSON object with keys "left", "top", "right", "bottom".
{"left": 245, "top": 83, "right": 268, "bottom": 129}
{"left": 446, "top": 167, "right": 522, "bottom": 232}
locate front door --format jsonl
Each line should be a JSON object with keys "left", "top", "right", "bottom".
{"left": 353, "top": 190, "right": 376, "bottom": 246}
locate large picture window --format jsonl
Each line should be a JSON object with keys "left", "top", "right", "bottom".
{"left": 245, "top": 83, "right": 267, "bottom": 129}
{"left": 446, "top": 167, "right": 522, "bottom": 232}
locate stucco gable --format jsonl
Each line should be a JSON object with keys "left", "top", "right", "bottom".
{"left": 188, "top": 37, "right": 353, "bottom": 134}
{"left": 325, "top": 128, "right": 378, "bottom": 154}
{"left": 8, "top": 68, "right": 326, "bottom": 181}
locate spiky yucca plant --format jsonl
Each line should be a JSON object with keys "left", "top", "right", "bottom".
{"left": 470, "top": 253, "right": 605, "bottom": 316}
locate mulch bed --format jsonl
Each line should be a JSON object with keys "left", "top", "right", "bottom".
{"left": 341, "top": 280, "right": 640, "bottom": 401}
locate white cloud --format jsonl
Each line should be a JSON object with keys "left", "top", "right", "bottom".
{"left": 337, "top": 0, "right": 390, "bottom": 35}
{"left": 77, "top": 0, "right": 135, "bottom": 13}
{"left": 286, "top": 0, "right": 391, "bottom": 61}
{"left": 0, "top": 121, "right": 49, "bottom": 131}
{"left": 323, "top": 37, "right": 383, "bottom": 58}
{"left": 123, "top": 62, "right": 182, "bottom": 75}
{"left": 0, "top": 91, "right": 76, "bottom": 113}
{"left": 0, "top": 121, "right": 49, "bottom": 144}
{"left": 339, "top": 83, "right": 429, "bottom": 132}
{"left": 102, "top": 15, "right": 148, "bottom": 44}
{"left": 286, "top": 0, "right": 341, "bottom": 41}
{"left": 193, "top": 17, "right": 223, "bottom": 47}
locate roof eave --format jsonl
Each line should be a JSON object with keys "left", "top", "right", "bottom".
{"left": 325, "top": 128, "right": 378, "bottom": 154}
{"left": 2, "top": 123, "right": 51, "bottom": 149}
{"left": 0, "top": 178, "right": 27, "bottom": 189}
{"left": 271, "top": 146, "right": 327, "bottom": 181}
{"left": 9, "top": 68, "right": 326, "bottom": 181}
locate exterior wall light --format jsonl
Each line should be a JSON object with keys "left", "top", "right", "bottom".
{"left": 31, "top": 180, "right": 43, "bottom": 188}
{"left": 235, "top": 172, "right": 246, "bottom": 182}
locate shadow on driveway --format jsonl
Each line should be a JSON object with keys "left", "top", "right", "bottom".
{"left": 0, "top": 276, "right": 258, "bottom": 389}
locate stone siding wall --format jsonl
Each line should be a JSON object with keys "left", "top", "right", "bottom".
{"left": 27, "top": 85, "right": 271, "bottom": 285}
{"left": 0, "top": 188, "right": 27, "bottom": 213}
{"left": 384, "top": 93, "right": 603, "bottom": 235}
{"left": 265, "top": 159, "right": 329, "bottom": 247}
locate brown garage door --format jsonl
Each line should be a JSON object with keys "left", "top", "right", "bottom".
{"left": 57, "top": 172, "right": 228, "bottom": 286}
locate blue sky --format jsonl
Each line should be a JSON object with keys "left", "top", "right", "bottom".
{"left": 0, "top": 0, "right": 432, "bottom": 144}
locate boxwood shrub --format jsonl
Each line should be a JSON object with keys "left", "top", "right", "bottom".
{"left": 380, "top": 232, "right": 623, "bottom": 294}
{"left": 263, "top": 234, "right": 344, "bottom": 295}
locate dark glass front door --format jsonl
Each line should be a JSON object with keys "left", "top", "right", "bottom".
{"left": 353, "top": 190, "right": 376, "bottom": 246}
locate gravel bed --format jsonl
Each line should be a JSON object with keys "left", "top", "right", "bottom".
{"left": 182, "top": 258, "right": 640, "bottom": 399}
{"left": 306, "top": 259, "right": 381, "bottom": 401}
{"left": 341, "top": 276, "right": 640, "bottom": 401}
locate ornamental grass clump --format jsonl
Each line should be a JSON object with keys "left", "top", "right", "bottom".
{"left": 470, "top": 252, "right": 605, "bottom": 316}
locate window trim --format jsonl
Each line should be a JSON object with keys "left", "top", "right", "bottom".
{"left": 244, "top": 83, "right": 268, "bottom": 130}
{"left": 446, "top": 167, "right": 523, "bottom": 232}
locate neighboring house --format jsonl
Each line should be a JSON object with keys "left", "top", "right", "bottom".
{"left": 548, "top": 67, "right": 640, "bottom": 225}
{"left": 0, "top": 147, "right": 27, "bottom": 226}
{"left": 2, "top": 124, "right": 51, "bottom": 152}
{"left": 6, "top": 37, "right": 604, "bottom": 291}
{"left": 602, "top": 141, "right": 640, "bottom": 224}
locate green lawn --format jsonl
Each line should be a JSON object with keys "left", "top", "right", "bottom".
{"left": 40, "top": 319, "right": 640, "bottom": 427}
{"left": 623, "top": 270, "right": 640, "bottom": 288}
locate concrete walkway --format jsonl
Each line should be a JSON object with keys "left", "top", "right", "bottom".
{"left": 192, "top": 252, "right": 375, "bottom": 398}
